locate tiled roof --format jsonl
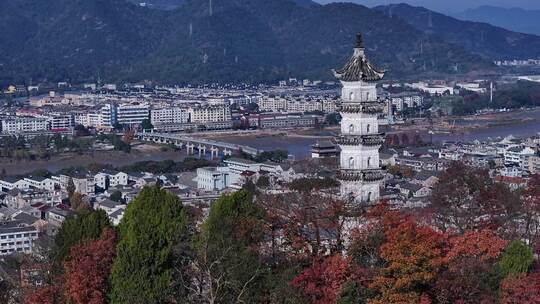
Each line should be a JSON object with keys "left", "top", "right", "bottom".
{"left": 333, "top": 33, "right": 384, "bottom": 82}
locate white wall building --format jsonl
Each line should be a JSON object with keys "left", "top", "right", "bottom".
{"left": 151, "top": 107, "right": 190, "bottom": 125}
{"left": 196, "top": 167, "right": 230, "bottom": 191}
{"left": 100, "top": 104, "right": 117, "bottom": 128}
{"left": 48, "top": 114, "right": 73, "bottom": 130}
{"left": 0, "top": 223, "right": 39, "bottom": 255}
{"left": 1, "top": 117, "right": 49, "bottom": 134}
{"left": 116, "top": 102, "right": 150, "bottom": 126}
{"left": 189, "top": 105, "right": 231, "bottom": 123}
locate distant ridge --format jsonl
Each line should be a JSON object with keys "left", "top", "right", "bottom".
{"left": 3, "top": 0, "right": 539, "bottom": 86}
{"left": 454, "top": 5, "right": 540, "bottom": 36}
{"left": 375, "top": 3, "right": 540, "bottom": 60}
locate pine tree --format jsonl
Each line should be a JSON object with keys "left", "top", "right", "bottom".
{"left": 53, "top": 209, "right": 111, "bottom": 264}
{"left": 188, "top": 190, "right": 265, "bottom": 303}
{"left": 109, "top": 186, "right": 188, "bottom": 304}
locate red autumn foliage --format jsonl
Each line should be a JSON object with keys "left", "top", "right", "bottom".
{"left": 63, "top": 228, "right": 117, "bottom": 304}
{"left": 447, "top": 229, "right": 508, "bottom": 262}
{"left": 290, "top": 254, "right": 352, "bottom": 304}
{"left": 369, "top": 217, "right": 447, "bottom": 304}
{"left": 500, "top": 272, "right": 540, "bottom": 304}
{"left": 522, "top": 175, "right": 540, "bottom": 251}
{"left": 24, "top": 285, "right": 62, "bottom": 304}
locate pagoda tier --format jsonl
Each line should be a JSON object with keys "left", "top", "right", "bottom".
{"left": 335, "top": 134, "right": 385, "bottom": 146}
{"left": 339, "top": 102, "right": 385, "bottom": 114}
{"left": 337, "top": 169, "right": 385, "bottom": 182}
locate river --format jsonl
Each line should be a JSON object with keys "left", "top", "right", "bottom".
{"left": 2, "top": 109, "right": 539, "bottom": 174}
{"left": 219, "top": 108, "right": 540, "bottom": 159}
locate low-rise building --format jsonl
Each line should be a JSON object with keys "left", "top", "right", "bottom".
{"left": 0, "top": 221, "right": 39, "bottom": 255}
{"left": 1, "top": 117, "right": 49, "bottom": 134}
{"left": 196, "top": 167, "right": 230, "bottom": 191}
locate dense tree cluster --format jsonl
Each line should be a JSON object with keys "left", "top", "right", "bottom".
{"left": 0, "top": 134, "right": 93, "bottom": 160}
{"left": 448, "top": 80, "right": 540, "bottom": 115}
{"left": 20, "top": 165, "right": 540, "bottom": 304}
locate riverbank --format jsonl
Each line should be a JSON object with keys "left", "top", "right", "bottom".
{"left": 212, "top": 107, "right": 540, "bottom": 159}
{"left": 0, "top": 145, "right": 187, "bottom": 176}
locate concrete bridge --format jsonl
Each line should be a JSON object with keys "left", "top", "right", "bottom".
{"left": 137, "top": 130, "right": 262, "bottom": 158}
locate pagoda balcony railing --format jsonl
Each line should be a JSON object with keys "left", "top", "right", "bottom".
{"left": 337, "top": 169, "right": 385, "bottom": 182}
{"left": 338, "top": 102, "right": 385, "bottom": 114}
{"left": 335, "top": 134, "right": 385, "bottom": 146}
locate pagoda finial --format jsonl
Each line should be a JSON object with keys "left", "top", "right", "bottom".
{"left": 355, "top": 32, "right": 363, "bottom": 48}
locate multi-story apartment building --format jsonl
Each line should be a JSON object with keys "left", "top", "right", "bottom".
{"left": 287, "top": 99, "right": 323, "bottom": 113}
{"left": 196, "top": 167, "right": 230, "bottom": 191}
{"left": 94, "top": 171, "right": 129, "bottom": 190}
{"left": 258, "top": 114, "right": 321, "bottom": 129}
{"left": 258, "top": 96, "right": 288, "bottom": 112}
{"left": 116, "top": 102, "right": 150, "bottom": 126}
{"left": 151, "top": 107, "right": 190, "bottom": 125}
{"left": 48, "top": 114, "right": 73, "bottom": 130}
{"left": 74, "top": 112, "right": 102, "bottom": 128}
{"left": 258, "top": 95, "right": 338, "bottom": 114}
{"left": 189, "top": 105, "right": 231, "bottom": 123}
{"left": 100, "top": 104, "right": 117, "bottom": 128}
{"left": 504, "top": 146, "right": 535, "bottom": 166}
{"left": 57, "top": 174, "right": 95, "bottom": 195}
{"left": 0, "top": 222, "right": 39, "bottom": 256}
{"left": 390, "top": 93, "right": 423, "bottom": 112}
{"left": 1, "top": 117, "right": 49, "bottom": 134}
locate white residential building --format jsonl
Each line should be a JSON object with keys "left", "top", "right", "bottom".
{"left": 94, "top": 171, "right": 129, "bottom": 189}
{"left": 189, "top": 105, "right": 231, "bottom": 123}
{"left": 151, "top": 107, "right": 190, "bottom": 125}
{"left": 48, "top": 114, "right": 73, "bottom": 130}
{"left": 100, "top": 104, "right": 117, "bottom": 128}
{"left": 0, "top": 222, "right": 39, "bottom": 256}
{"left": 116, "top": 102, "right": 150, "bottom": 126}
{"left": 196, "top": 167, "right": 230, "bottom": 191}
{"left": 504, "top": 146, "right": 535, "bottom": 166}
{"left": 1, "top": 117, "right": 49, "bottom": 134}
{"left": 74, "top": 112, "right": 102, "bottom": 128}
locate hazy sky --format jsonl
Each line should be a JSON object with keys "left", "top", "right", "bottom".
{"left": 315, "top": 0, "right": 540, "bottom": 13}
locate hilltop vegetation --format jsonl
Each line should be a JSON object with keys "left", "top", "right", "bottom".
{"left": 0, "top": 0, "right": 500, "bottom": 86}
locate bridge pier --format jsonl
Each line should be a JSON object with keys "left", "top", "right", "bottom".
{"left": 223, "top": 148, "right": 233, "bottom": 156}
{"left": 198, "top": 144, "right": 207, "bottom": 158}
{"left": 210, "top": 146, "right": 219, "bottom": 160}
{"left": 186, "top": 143, "right": 195, "bottom": 155}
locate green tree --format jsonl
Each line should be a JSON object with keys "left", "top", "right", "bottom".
{"left": 141, "top": 118, "right": 153, "bottom": 130}
{"left": 256, "top": 175, "right": 270, "bottom": 189}
{"left": 110, "top": 190, "right": 123, "bottom": 202}
{"left": 53, "top": 209, "right": 111, "bottom": 264}
{"left": 190, "top": 190, "right": 265, "bottom": 303}
{"left": 109, "top": 186, "right": 188, "bottom": 304}
{"left": 338, "top": 281, "right": 373, "bottom": 304}
{"left": 496, "top": 240, "right": 534, "bottom": 278}
{"left": 66, "top": 178, "right": 76, "bottom": 199}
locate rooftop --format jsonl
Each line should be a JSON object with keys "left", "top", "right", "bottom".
{"left": 333, "top": 33, "right": 385, "bottom": 82}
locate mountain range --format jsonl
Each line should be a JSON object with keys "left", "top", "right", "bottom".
{"left": 375, "top": 4, "right": 540, "bottom": 61}
{"left": 454, "top": 5, "right": 540, "bottom": 36}
{"left": 1, "top": 0, "right": 539, "bottom": 86}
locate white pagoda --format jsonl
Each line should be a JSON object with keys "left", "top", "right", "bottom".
{"left": 334, "top": 33, "right": 385, "bottom": 204}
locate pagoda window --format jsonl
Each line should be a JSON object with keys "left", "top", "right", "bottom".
{"left": 367, "top": 192, "right": 372, "bottom": 202}
{"left": 349, "top": 124, "right": 355, "bottom": 133}
{"left": 367, "top": 156, "right": 372, "bottom": 167}
{"left": 349, "top": 92, "right": 355, "bottom": 101}
{"left": 349, "top": 157, "right": 355, "bottom": 168}
{"left": 366, "top": 124, "right": 371, "bottom": 133}
{"left": 366, "top": 92, "right": 370, "bottom": 101}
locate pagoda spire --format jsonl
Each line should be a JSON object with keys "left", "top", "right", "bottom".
{"left": 355, "top": 32, "right": 363, "bottom": 49}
